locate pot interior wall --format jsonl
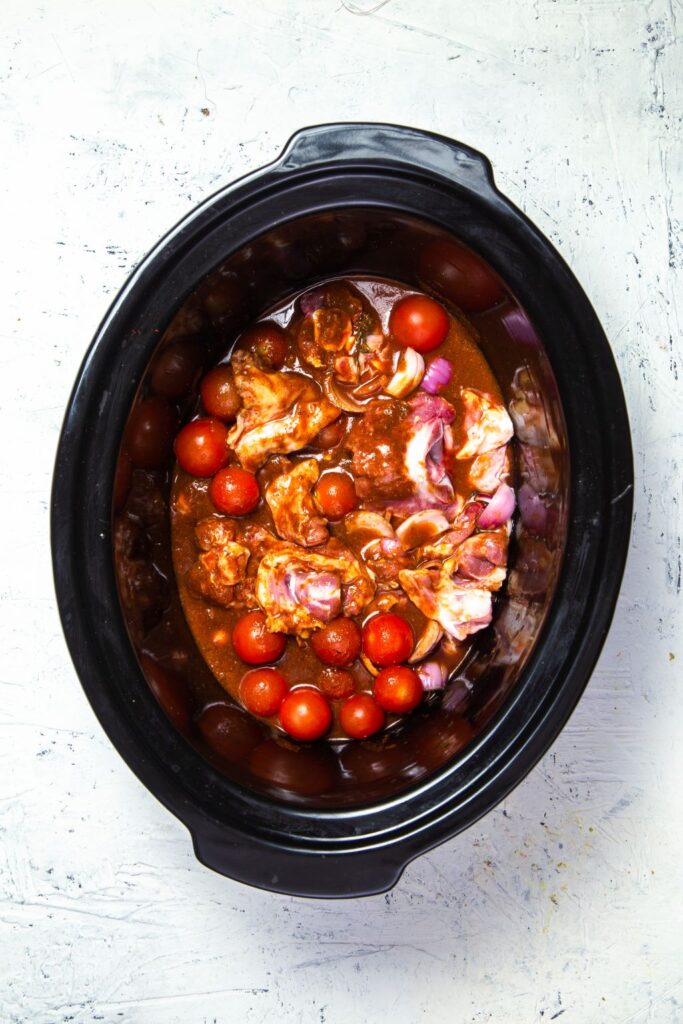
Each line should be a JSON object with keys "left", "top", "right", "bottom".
{"left": 114, "top": 207, "right": 569, "bottom": 808}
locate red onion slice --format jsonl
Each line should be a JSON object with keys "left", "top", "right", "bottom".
{"left": 478, "top": 482, "right": 516, "bottom": 529}
{"left": 417, "top": 660, "right": 448, "bottom": 691}
{"left": 421, "top": 357, "right": 452, "bottom": 394}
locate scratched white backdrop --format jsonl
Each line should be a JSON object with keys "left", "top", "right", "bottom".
{"left": 1, "top": 1, "right": 681, "bottom": 1021}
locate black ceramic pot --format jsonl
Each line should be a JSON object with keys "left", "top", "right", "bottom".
{"left": 52, "top": 124, "right": 633, "bottom": 897}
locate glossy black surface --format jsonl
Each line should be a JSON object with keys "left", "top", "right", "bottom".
{"left": 52, "top": 123, "right": 633, "bottom": 897}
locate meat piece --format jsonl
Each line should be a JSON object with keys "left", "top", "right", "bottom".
{"left": 399, "top": 567, "right": 493, "bottom": 641}
{"left": 265, "top": 458, "right": 328, "bottom": 547}
{"left": 469, "top": 444, "right": 511, "bottom": 495}
{"left": 347, "top": 393, "right": 456, "bottom": 514}
{"left": 443, "top": 530, "right": 509, "bottom": 591}
{"left": 414, "top": 499, "right": 485, "bottom": 562}
{"left": 188, "top": 516, "right": 250, "bottom": 607}
{"left": 255, "top": 540, "right": 374, "bottom": 636}
{"left": 227, "top": 352, "right": 340, "bottom": 471}
{"left": 456, "top": 388, "right": 514, "bottom": 460}
{"left": 347, "top": 398, "right": 410, "bottom": 500}
{"left": 298, "top": 307, "right": 355, "bottom": 367}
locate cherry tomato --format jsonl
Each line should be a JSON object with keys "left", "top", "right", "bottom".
{"left": 232, "top": 610, "right": 286, "bottom": 665}
{"left": 310, "top": 416, "right": 346, "bottom": 450}
{"left": 311, "top": 617, "right": 362, "bottom": 667}
{"left": 140, "top": 654, "right": 191, "bottom": 733}
{"left": 200, "top": 364, "right": 242, "bottom": 421}
{"left": 362, "top": 613, "right": 414, "bottom": 667}
{"left": 174, "top": 417, "right": 230, "bottom": 477}
{"left": 317, "top": 666, "right": 356, "bottom": 700}
{"left": 389, "top": 294, "right": 449, "bottom": 353}
{"left": 239, "top": 668, "right": 288, "bottom": 718}
{"left": 279, "top": 687, "right": 332, "bottom": 742}
{"left": 418, "top": 239, "right": 505, "bottom": 313}
{"left": 209, "top": 466, "right": 260, "bottom": 516}
{"left": 315, "top": 472, "right": 358, "bottom": 521}
{"left": 374, "top": 665, "right": 423, "bottom": 714}
{"left": 113, "top": 450, "right": 133, "bottom": 511}
{"left": 339, "top": 693, "right": 385, "bottom": 740}
{"left": 197, "top": 702, "right": 263, "bottom": 762}
{"left": 125, "top": 397, "right": 177, "bottom": 469}
{"left": 240, "top": 322, "right": 288, "bottom": 370}
{"left": 149, "top": 338, "right": 203, "bottom": 399}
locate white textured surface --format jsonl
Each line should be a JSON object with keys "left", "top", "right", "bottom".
{"left": 1, "top": 1, "right": 682, "bottom": 1021}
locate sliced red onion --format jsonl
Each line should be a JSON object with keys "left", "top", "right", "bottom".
{"left": 299, "top": 289, "right": 326, "bottom": 316}
{"left": 478, "top": 482, "right": 516, "bottom": 529}
{"left": 500, "top": 306, "right": 540, "bottom": 348}
{"left": 518, "top": 482, "right": 547, "bottom": 535}
{"left": 421, "top": 357, "right": 452, "bottom": 394}
{"left": 417, "top": 660, "right": 448, "bottom": 691}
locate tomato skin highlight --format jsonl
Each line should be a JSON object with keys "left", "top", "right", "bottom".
{"left": 174, "top": 417, "right": 230, "bottom": 477}
{"left": 200, "top": 365, "right": 242, "bottom": 421}
{"left": 311, "top": 617, "right": 362, "bottom": 667}
{"left": 374, "top": 665, "right": 424, "bottom": 713}
{"left": 339, "top": 693, "right": 385, "bottom": 740}
{"left": 209, "top": 466, "right": 260, "bottom": 516}
{"left": 279, "top": 687, "right": 332, "bottom": 741}
{"left": 232, "top": 611, "right": 286, "bottom": 666}
{"left": 239, "top": 668, "right": 288, "bottom": 718}
{"left": 362, "top": 613, "right": 414, "bottom": 667}
{"left": 315, "top": 472, "right": 358, "bottom": 521}
{"left": 389, "top": 294, "right": 449, "bottom": 354}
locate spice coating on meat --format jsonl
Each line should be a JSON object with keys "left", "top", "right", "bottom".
{"left": 227, "top": 352, "right": 340, "bottom": 471}
{"left": 347, "top": 393, "right": 456, "bottom": 514}
{"left": 255, "top": 540, "right": 375, "bottom": 636}
{"left": 265, "top": 458, "right": 328, "bottom": 547}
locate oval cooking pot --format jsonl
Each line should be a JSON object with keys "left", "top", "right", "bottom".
{"left": 51, "top": 124, "right": 633, "bottom": 897}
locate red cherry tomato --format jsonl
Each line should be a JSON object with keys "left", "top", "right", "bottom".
{"left": 232, "top": 610, "right": 286, "bottom": 665}
{"left": 139, "top": 654, "right": 191, "bottom": 733}
{"left": 362, "top": 613, "right": 414, "bottom": 667}
{"left": 209, "top": 466, "right": 260, "bottom": 516}
{"left": 389, "top": 294, "right": 449, "bottom": 353}
{"left": 311, "top": 617, "right": 362, "bottom": 667}
{"left": 149, "top": 339, "right": 203, "bottom": 399}
{"left": 418, "top": 239, "right": 505, "bottom": 313}
{"left": 125, "top": 397, "right": 177, "bottom": 469}
{"left": 317, "top": 666, "right": 356, "bottom": 700}
{"left": 339, "top": 693, "right": 385, "bottom": 740}
{"left": 239, "top": 668, "right": 288, "bottom": 718}
{"left": 315, "top": 472, "right": 358, "bottom": 521}
{"left": 174, "top": 417, "right": 230, "bottom": 477}
{"left": 279, "top": 687, "right": 332, "bottom": 741}
{"left": 197, "top": 702, "right": 263, "bottom": 762}
{"left": 374, "top": 665, "right": 424, "bottom": 714}
{"left": 200, "top": 365, "right": 242, "bottom": 421}
{"left": 240, "top": 322, "right": 288, "bottom": 370}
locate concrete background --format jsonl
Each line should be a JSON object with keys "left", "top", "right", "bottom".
{"left": 1, "top": 1, "right": 681, "bottom": 1021}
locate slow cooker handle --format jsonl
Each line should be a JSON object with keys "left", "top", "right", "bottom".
{"left": 277, "top": 122, "right": 499, "bottom": 197}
